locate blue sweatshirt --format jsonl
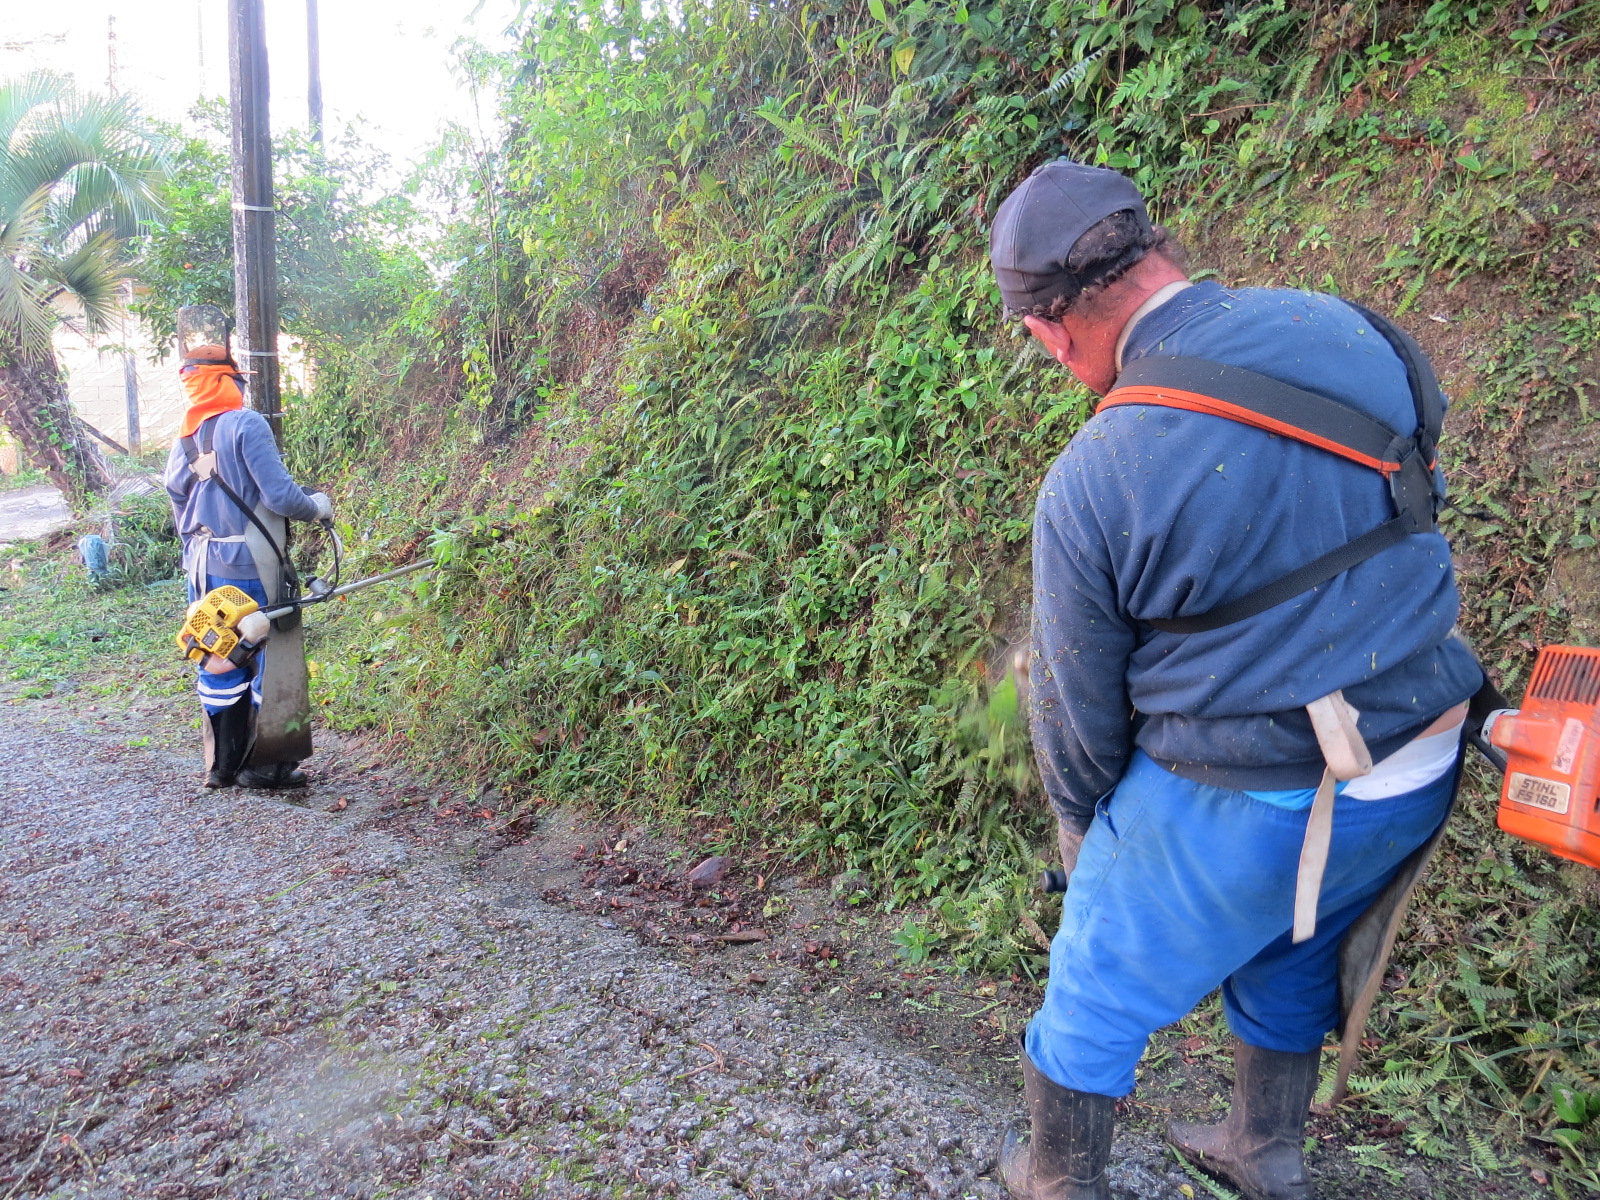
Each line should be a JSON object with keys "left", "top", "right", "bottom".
{"left": 164, "top": 409, "right": 321, "bottom": 580}
{"left": 1030, "top": 282, "right": 1483, "bottom": 825}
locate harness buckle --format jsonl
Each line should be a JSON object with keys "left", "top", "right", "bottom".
{"left": 1387, "top": 440, "right": 1442, "bottom": 534}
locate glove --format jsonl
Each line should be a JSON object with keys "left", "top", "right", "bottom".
{"left": 307, "top": 492, "right": 334, "bottom": 522}
{"left": 236, "top": 610, "right": 272, "bottom": 644}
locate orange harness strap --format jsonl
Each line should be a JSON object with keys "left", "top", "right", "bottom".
{"left": 1091, "top": 341, "right": 1447, "bottom": 635}
{"left": 1098, "top": 386, "right": 1404, "bottom": 475}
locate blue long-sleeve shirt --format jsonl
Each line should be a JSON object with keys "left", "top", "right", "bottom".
{"left": 1031, "top": 282, "right": 1483, "bottom": 825}
{"left": 165, "top": 409, "right": 320, "bottom": 580}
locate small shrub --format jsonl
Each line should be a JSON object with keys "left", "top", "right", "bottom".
{"left": 106, "top": 493, "right": 182, "bottom": 587}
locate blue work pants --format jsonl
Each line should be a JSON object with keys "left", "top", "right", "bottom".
{"left": 1026, "top": 750, "right": 1455, "bottom": 1097}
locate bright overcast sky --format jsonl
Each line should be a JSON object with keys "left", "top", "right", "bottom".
{"left": 3, "top": 0, "right": 522, "bottom": 165}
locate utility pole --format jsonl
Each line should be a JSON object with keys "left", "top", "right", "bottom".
{"left": 121, "top": 334, "right": 141, "bottom": 456}
{"left": 228, "top": 0, "right": 282, "bottom": 448}
{"left": 228, "top": 0, "right": 312, "bottom": 774}
{"left": 108, "top": 13, "right": 141, "bottom": 457}
{"left": 307, "top": 0, "right": 325, "bottom": 148}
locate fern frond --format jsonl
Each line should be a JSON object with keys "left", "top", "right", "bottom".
{"left": 1395, "top": 271, "right": 1429, "bottom": 317}
{"left": 1466, "top": 1129, "right": 1501, "bottom": 1174}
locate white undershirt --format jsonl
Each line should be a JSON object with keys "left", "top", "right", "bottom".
{"left": 1114, "top": 280, "right": 1195, "bottom": 372}
{"left": 1341, "top": 719, "right": 1464, "bottom": 799}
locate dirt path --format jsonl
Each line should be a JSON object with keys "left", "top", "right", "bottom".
{"left": 0, "top": 704, "right": 1215, "bottom": 1200}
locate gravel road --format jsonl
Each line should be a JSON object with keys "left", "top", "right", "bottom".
{"left": 0, "top": 703, "right": 1212, "bottom": 1200}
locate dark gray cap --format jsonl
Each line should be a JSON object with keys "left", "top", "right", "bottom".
{"left": 989, "top": 158, "right": 1151, "bottom": 314}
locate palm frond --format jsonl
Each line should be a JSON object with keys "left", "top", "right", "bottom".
{"left": 36, "top": 230, "right": 126, "bottom": 336}
{"left": 5, "top": 97, "right": 167, "bottom": 242}
{"left": 0, "top": 74, "right": 171, "bottom": 354}
{"left": 51, "top": 157, "right": 168, "bottom": 240}
{"left": 0, "top": 71, "right": 70, "bottom": 150}
{"left": 0, "top": 178, "right": 52, "bottom": 262}
{"left": 0, "top": 254, "right": 57, "bottom": 353}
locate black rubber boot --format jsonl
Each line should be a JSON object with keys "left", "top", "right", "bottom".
{"left": 237, "top": 761, "right": 309, "bottom": 789}
{"left": 205, "top": 699, "right": 252, "bottom": 788}
{"left": 1168, "top": 1040, "right": 1322, "bottom": 1200}
{"left": 997, "top": 1048, "right": 1114, "bottom": 1199}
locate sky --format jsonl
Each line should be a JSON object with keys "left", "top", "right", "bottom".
{"left": 2, "top": 0, "right": 522, "bottom": 167}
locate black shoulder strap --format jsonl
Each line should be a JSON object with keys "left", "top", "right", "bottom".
{"left": 1146, "top": 518, "right": 1414, "bottom": 634}
{"left": 1106, "top": 315, "right": 1445, "bottom": 635}
{"left": 1110, "top": 357, "right": 1411, "bottom": 472}
{"left": 1342, "top": 301, "right": 1444, "bottom": 463}
{"left": 179, "top": 414, "right": 220, "bottom": 463}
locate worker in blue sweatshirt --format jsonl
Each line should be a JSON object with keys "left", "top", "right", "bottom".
{"left": 989, "top": 160, "right": 1483, "bottom": 1200}
{"left": 165, "top": 350, "right": 331, "bottom": 790}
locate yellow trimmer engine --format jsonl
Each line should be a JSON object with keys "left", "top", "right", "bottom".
{"left": 176, "top": 585, "right": 272, "bottom": 666}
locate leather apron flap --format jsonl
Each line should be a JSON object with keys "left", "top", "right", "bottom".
{"left": 242, "top": 503, "right": 312, "bottom": 767}
{"left": 1328, "top": 736, "right": 1466, "bottom": 1107}
{"left": 1293, "top": 691, "right": 1374, "bottom": 944}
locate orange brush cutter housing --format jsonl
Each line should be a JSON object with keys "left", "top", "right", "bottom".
{"left": 1490, "top": 645, "right": 1600, "bottom": 869}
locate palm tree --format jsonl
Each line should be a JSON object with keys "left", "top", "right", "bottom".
{"left": 0, "top": 72, "right": 169, "bottom": 501}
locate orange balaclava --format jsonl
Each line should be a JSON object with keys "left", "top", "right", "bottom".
{"left": 178, "top": 362, "right": 246, "bottom": 438}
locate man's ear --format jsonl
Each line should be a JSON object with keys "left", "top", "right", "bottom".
{"left": 1023, "top": 314, "right": 1073, "bottom": 366}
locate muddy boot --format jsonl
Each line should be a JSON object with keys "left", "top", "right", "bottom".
{"left": 1168, "top": 1040, "right": 1321, "bottom": 1200}
{"left": 204, "top": 698, "right": 251, "bottom": 788}
{"left": 237, "top": 761, "right": 309, "bottom": 789}
{"left": 997, "top": 1048, "right": 1114, "bottom": 1199}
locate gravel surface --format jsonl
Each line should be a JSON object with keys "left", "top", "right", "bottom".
{"left": 0, "top": 703, "right": 1214, "bottom": 1200}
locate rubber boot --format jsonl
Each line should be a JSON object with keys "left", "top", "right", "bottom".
{"left": 237, "top": 761, "right": 309, "bottom": 789}
{"left": 998, "top": 1048, "right": 1114, "bottom": 1199}
{"left": 205, "top": 698, "right": 252, "bottom": 788}
{"left": 1168, "top": 1040, "right": 1322, "bottom": 1200}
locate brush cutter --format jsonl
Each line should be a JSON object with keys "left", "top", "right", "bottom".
{"left": 176, "top": 520, "right": 434, "bottom": 667}
{"left": 1483, "top": 644, "right": 1600, "bottom": 869}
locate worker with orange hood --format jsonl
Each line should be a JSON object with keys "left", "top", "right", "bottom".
{"left": 163, "top": 308, "right": 331, "bottom": 789}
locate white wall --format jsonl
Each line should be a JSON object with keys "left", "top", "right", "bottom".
{"left": 54, "top": 300, "right": 187, "bottom": 455}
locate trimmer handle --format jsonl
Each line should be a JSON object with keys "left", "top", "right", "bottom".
{"left": 1466, "top": 676, "right": 1513, "bottom": 775}
{"left": 1039, "top": 869, "right": 1070, "bottom": 894}
{"left": 1470, "top": 709, "right": 1512, "bottom": 774}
